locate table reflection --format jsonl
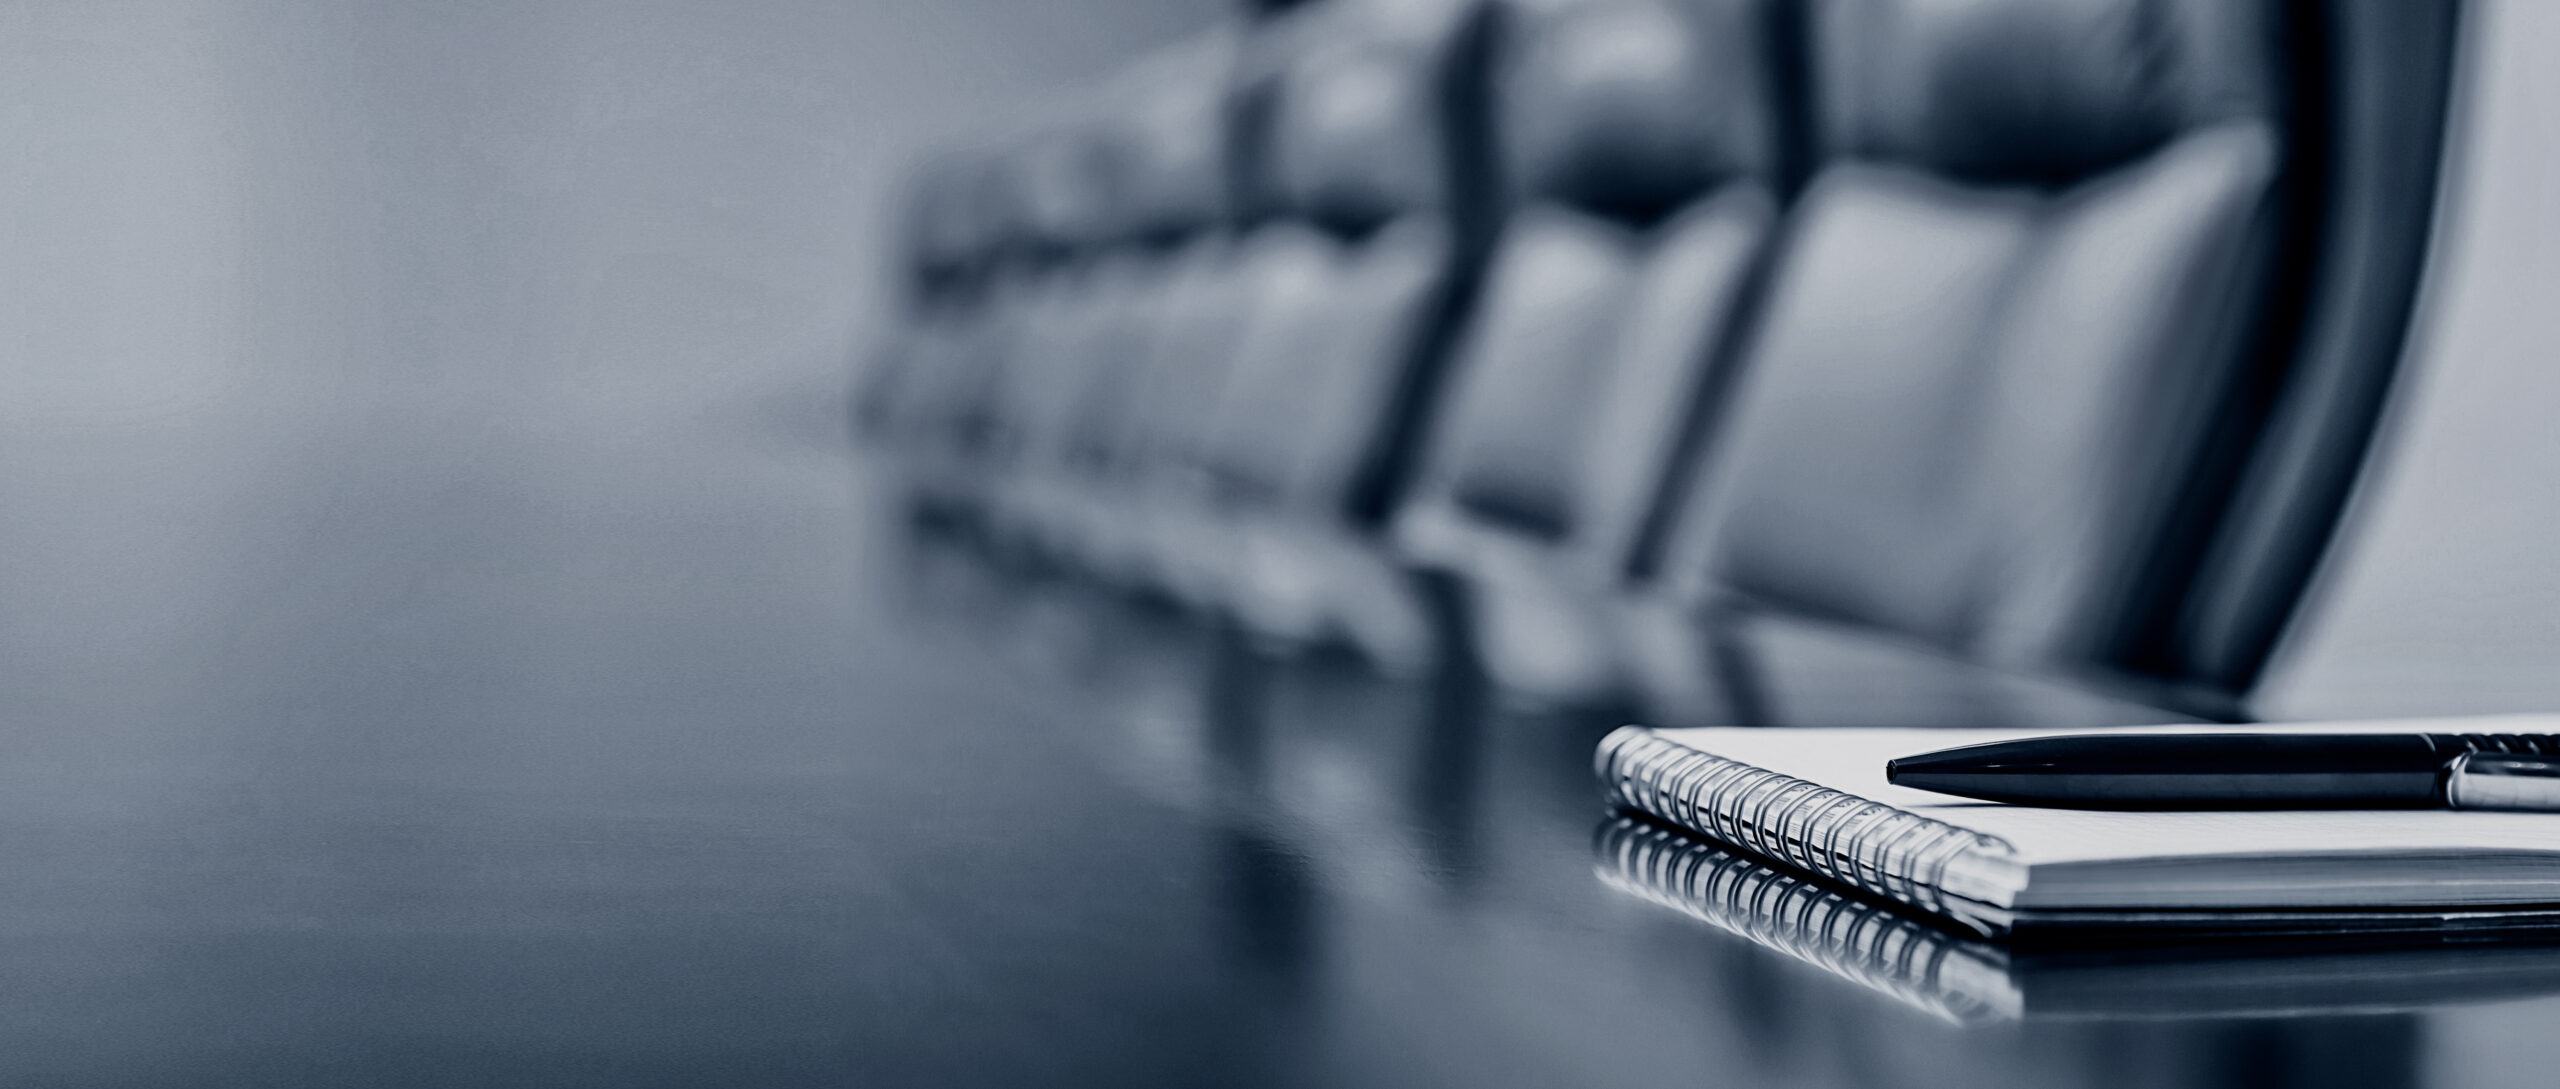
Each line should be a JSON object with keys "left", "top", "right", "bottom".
{"left": 1598, "top": 816, "right": 2560, "bottom": 1023}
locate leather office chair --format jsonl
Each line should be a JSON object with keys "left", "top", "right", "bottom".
{"left": 853, "top": 151, "right": 978, "bottom": 445}
{"left": 1066, "top": 39, "right": 1245, "bottom": 469}
{"left": 1390, "top": 0, "right": 1785, "bottom": 705}
{"left": 964, "top": 115, "right": 1138, "bottom": 479}
{"left": 1019, "top": 33, "right": 1280, "bottom": 583}
{"left": 851, "top": 111, "right": 1135, "bottom": 547}
{"left": 1153, "top": 0, "right": 1500, "bottom": 666}
{"left": 856, "top": 147, "right": 1029, "bottom": 468}
{"left": 966, "top": 8, "right": 1318, "bottom": 587}
{"left": 2141, "top": 0, "right": 2461, "bottom": 697}
{"left": 1638, "top": 0, "right": 2299, "bottom": 716}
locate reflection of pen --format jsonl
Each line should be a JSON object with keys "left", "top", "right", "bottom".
{"left": 1885, "top": 733, "right": 2560, "bottom": 810}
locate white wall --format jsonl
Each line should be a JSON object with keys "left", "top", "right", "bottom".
{"left": 0, "top": 0, "right": 1227, "bottom": 726}
{"left": 0, "top": 0, "right": 1227, "bottom": 417}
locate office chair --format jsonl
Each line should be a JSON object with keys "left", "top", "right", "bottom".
{"left": 1640, "top": 0, "right": 2300, "bottom": 716}
{"left": 1159, "top": 0, "right": 1501, "bottom": 668}
{"left": 1000, "top": 31, "right": 1256, "bottom": 573}
{"left": 1390, "top": 0, "right": 1787, "bottom": 705}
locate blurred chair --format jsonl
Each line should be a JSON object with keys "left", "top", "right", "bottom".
{"left": 1634, "top": 0, "right": 2298, "bottom": 718}
{"left": 921, "top": 106, "right": 1140, "bottom": 549}
{"left": 997, "top": 30, "right": 1255, "bottom": 572}
{"left": 2140, "top": 0, "right": 2462, "bottom": 696}
{"left": 855, "top": 148, "right": 1042, "bottom": 535}
{"left": 851, "top": 149, "right": 1003, "bottom": 449}
{"left": 854, "top": 0, "right": 2460, "bottom": 728}
{"left": 1390, "top": 0, "right": 1787, "bottom": 706}
{"left": 1130, "top": 0, "right": 1502, "bottom": 668}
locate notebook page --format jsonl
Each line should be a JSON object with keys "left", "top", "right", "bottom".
{"left": 1657, "top": 717, "right": 2560, "bottom": 870}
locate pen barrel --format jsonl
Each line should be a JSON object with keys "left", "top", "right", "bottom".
{"left": 1888, "top": 733, "right": 2560, "bottom": 810}
{"left": 1891, "top": 732, "right": 2560, "bottom": 809}
{"left": 1889, "top": 734, "right": 2450, "bottom": 808}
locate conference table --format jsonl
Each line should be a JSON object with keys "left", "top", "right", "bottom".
{"left": 0, "top": 380, "right": 2547, "bottom": 1087}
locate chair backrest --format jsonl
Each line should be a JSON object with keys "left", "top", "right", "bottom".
{"left": 1395, "top": 0, "right": 1786, "bottom": 582}
{"left": 1055, "top": 33, "right": 1252, "bottom": 476}
{"left": 1681, "top": 0, "right": 2294, "bottom": 684}
{"left": 895, "top": 150, "right": 1005, "bottom": 313}
{"left": 1109, "top": 34, "right": 1242, "bottom": 250}
{"left": 2151, "top": 0, "right": 2462, "bottom": 693}
{"left": 857, "top": 145, "right": 1029, "bottom": 449}
{"left": 973, "top": 109, "right": 1146, "bottom": 467}
{"left": 1007, "top": 112, "right": 1135, "bottom": 273}
{"left": 1196, "top": 0, "right": 1501, "bottom": 521}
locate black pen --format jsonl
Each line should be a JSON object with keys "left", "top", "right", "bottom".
{"left": 1885, "top": 732, "right": 2560, "bottom": 810}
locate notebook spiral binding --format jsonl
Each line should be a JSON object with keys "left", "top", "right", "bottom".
{"left": 1594, "top": 817, "right": 2006, "bottom": 1024}
{"left": 1596, "top": 726, "right": 2019, "bottom": 929}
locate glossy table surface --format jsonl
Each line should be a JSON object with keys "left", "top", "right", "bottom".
{"left": 1, "top": 387, "right": 2553, "bottom": 1086}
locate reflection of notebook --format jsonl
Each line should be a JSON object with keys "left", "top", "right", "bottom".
{"left": 1597, "top": 721, "right": 2560, "bottom": 938}
{"left": 1595, "top": 817, "right": 2560, "bottom": 1023}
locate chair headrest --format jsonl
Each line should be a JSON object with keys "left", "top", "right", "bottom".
{"left": 1102, "top": 33, "right": 1241, "bottom": 242}
{"left": 1269, "top": 34, "right": 1449, "bottom": 233}
{"left": 1253, "top": 0, "right": 1488, "bottom": 234}
{"left": 1815, "top": 0, "right": 2271, "bottom": 186}
{"left": 1010, "top": 119, "right": 1132, "bottom": 257}
{"left": 1500, "top": 0, "right": 1776, "bottom": 223}
{"left": 903, "top": 152, "right": 990, "bottom": 277}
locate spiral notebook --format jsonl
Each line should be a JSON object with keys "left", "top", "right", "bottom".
{"left": 1596, "top": 719, "right": 2560, "bottom": 938}
{"left": 1595, "top": 817, "right": 2560, "bottom": 1022}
